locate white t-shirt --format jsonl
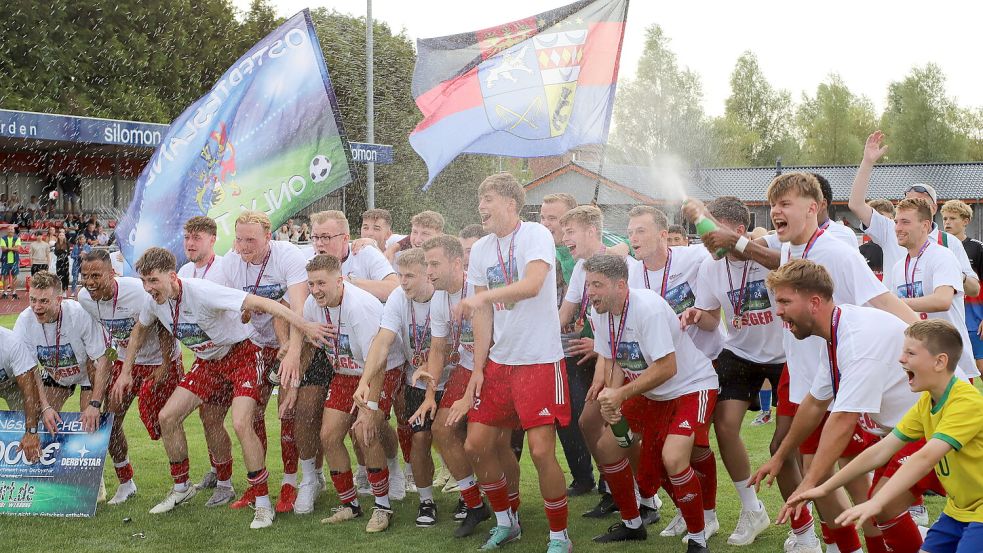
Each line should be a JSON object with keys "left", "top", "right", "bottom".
{"left": 222, "top": 240, "right": 308, "bottom": 347}
{"left": 139, "top": 278, "right": 252, "bottom": 360}
{"left": 809, "top": 304, "right": 918, "bottom": 436}
{"left": 864, "top": 210, "right": 975, "bottom": 282}
{"left": 78, "top": 277, "right": 175, "bottom": 366}
{"left": 885, "top": 242, "right": 979, "bottom": 378}
{"left": 303, "top": 281, "right": 388, "bottom": 376}
{"left": 385, "top": 234, "right": 407, "bottom": 250}
{"left": 14, "top": 300, "right": 104, "bottom": 386}
{"left": 302, "top": 243, "right": 396, "bottom": 283}
{"left": 626, "top": 246, "right": 721, "bottom": 359}
{"left": 467, "top": 221, "right": 564, "bottom": 365}
{"left": 778, "top": 231, "right": 888, "bottom": 403}
{"left": 431, "top": 282, "right": 476, "bottom": 371}
{"left": 591, "top": 288, "right": 718, "bottom": 401}
{"left": 824, "top": 219, "right": 859, "bottom": 250}
{"left": 695, "top": 258, "right": 785, "bottom": 364}
{"left": 0, "top": 327, "right": 39, "bottom": 385}
{"left": 381, "top": 286, "right": 451, "bottom": 390}
{"left": 178, "top": 255, "right": 228, "bottom": 285}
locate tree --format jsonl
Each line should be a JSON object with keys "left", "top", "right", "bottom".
{"left": 609, "top": 25, "right": 715, "bottom": 167}
{"left": 718, "top": 52, "right": 799, "bottom": 166}
{"left": 881, "top": 64, "right": 968, "bottom": 162}
{"left": 796, "top": 74, "right": 877, "bottom": 164}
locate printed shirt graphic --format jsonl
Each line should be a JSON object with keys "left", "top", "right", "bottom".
{"left": 886, "top": 243, "right": 979, "bottom": 378}
{"left": 303, "top": 282, "right": 389, "bottom": 376}
{"left": 0, "top": 327, "right": 37, "bottom": 384}
{"left": 222, "top": 240, "right": 308, "bottom": 347}
{"left": 381, "top": 286, "right": 450, "bottom": 390}
{"left": 139, "top": 278, "right": 251, "bottom": 360}
{"left": 467, "top": 222, "right": 563, "bottom": 365}
{"left": 590, "top": 288, "right": 717, "bottom": 401}
{"left": 13, "top": 301, "right": 105, "bottom": 386}
{"left": 78, "top": 276, "right": 169, "bottom": 365}
{"left": 431, "top": 283, "right": 476, "bottom": 371}
{"left": 695, "top": 259, "right": 784, "bottom": 364}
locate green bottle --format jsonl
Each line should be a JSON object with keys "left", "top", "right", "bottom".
{"left": 611, "top": 417, "right": 633, "bottom": 448}
{"left": 694, "top": 215, "right": 729, "bottom": 258}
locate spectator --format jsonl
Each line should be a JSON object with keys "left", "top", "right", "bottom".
{"left": 667, "top": 223, "right": 689, "bottom": 246}
{"left": 275, "top": 224, "right": 291, "bottom": 241}
{"left": 69, "top": 234, "right": 89, "bottom": 297}
{"left": 96, "top": 224, "right": 109, "bottom": 246}
{"left": 9, "top": 193, "right": 22, "bottom": 211}
{"left": 29, "top": 235, "right": 50, "bottom": 275}
{"left": 0, "top": 226, "right": 21, "bottom": 299}
{"left": 53, "top": 230, "right": 70, "bottom": 295}
{"left": 296, "top": 222, "right": 310, "bottom": 243}
{"left": 82, "top": 220, "right": 98, "bottom": 245}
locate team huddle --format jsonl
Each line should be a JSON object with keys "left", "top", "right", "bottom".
{"left": 2, "top": 132, "right": 983, "bottom": 553}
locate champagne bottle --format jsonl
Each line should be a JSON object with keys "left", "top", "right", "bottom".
{"left": 610, "top": 417, "right": 633, "bottom": 448}
{"left": 694, "top": 215, "right": 729, "bottom": 258}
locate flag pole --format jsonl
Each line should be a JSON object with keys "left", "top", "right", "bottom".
{"left": 366, "top": 0, "right": 375, "bottom": 210}
{"left": 590, "top": 142, "right": 609, "bottom": 207}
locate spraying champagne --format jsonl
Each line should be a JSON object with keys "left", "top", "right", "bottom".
{"left": 683, "top": 199, "right": 729, "bottom": 258}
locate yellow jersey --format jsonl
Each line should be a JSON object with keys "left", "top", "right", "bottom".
{"left": 893, "top": 377, "right": 983, "bottom": 523}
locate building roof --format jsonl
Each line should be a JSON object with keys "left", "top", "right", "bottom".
{"left": 525, "top": 160, "right": 983, "bottom": 205}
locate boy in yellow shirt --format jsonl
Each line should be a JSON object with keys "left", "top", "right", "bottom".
{"left": 784, "top": 319, "right": 983, "bottom": 553}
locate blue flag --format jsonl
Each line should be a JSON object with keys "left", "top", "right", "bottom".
{"left": 116, "top": 10, "right": 353, "bottom": 267}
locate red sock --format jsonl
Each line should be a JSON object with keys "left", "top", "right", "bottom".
{"left": 865, "top": 534, "right": 889, "bottom": 553}
{"left": 690, "top": 448, "right": 717, "bottom": 510}
{"left": 828, "top": 525, "right": 862, "bottom": 553}
{"left": 397, "top": 424, "right": 413, "bottom": 463}
{"left": 600, "top": 458, "right": 640, "bottom": 522}
{"left": 669, "top": 467, "right": 705, "bottom": 534}
{"left": 460, "top": 482, "right": 482, "bottom": 509}
{"left": 210, "top": 453, "right": 233, "bottom": 481}
{"left": 820, "top": 522, "right": 834, "bottom": 545}
{"left": 169, "top": 458, "right": 190, "bottom": 485}
{"left": 912, "top": 495, "right": 924, "bottom": 506}
{"left": 280, "top": 416, "right": 298, "bottom": 475}
{"left": 114, "top": 461, "right": 134, "bottom": 483}
{"left": 543, "top": 495, "right": 568, "bottom": 533}
{"left": 791, "top": 506, "right": 814, "bottom": 535}
{"left": 330, "top": 470, "right": 358, "bottom": 505}
{"left": 509, "top": 491, "right": 521, "bottom": 514}
{"left": 366, "top": 467, "right": 390, "bottom": 500}
{"left": 247, "top": 468, "right": 269, "bottom": 497}
{"left": 479, "top": 475, "right": 510, "bottom": 514}
{"left": 877, "top": 511, "right": 924, "bottom": 553}
{"left": 253, "top": 416, "right": 268, "bottom": 453}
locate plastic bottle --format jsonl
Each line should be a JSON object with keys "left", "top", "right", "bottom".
{"left": 694, "top": 215, "right": 729, "bottom": 258}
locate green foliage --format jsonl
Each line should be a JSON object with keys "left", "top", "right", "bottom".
{"left": 796, "top": 74, "right": 877, "bottom": 165}
{"left": 881, "top": 64, "right": 968, "bottom": 162}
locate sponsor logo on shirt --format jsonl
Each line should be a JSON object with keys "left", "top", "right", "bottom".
{"left": 100, "top": 317, "right": 135, "bottom": 348}
{"left": 36, "top": 344, "right": 81, "bottom": 382}
{"left": 615, "top": 341, "right": 647, "bottom": 373}
{"left": 174, "top": 322, "right": 216, "bottom": 353}
{"left": 485, "top": 264, "right": 518, "bottom": 311}
{"left": 896, "top": 281, "right": 925, "bottom": 299}
{"left": 243, "top": 283, "right": 286, "bottom": 301}
{"left": 324, "top": 333, "right": 361, "bottom": 371}
{"left": 663, "top": 282, "right": 696, "bottom": 315}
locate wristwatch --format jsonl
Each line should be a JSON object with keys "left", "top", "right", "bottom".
{"left": 88, "top": 399, "right": 102, "bottom": 409}
{"left": 26, "top": 426, "right": 37, "bottom": 435}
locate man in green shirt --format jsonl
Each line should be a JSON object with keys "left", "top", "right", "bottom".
{"left": 0, "top": 225, "right": 21, "bottom": 299}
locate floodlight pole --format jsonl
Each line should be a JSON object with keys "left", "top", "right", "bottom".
{"left": 366, "top": 0, "right": 375, "bottom": 209}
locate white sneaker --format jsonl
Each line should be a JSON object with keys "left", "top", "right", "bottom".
{"left": 909, "top": 504, "right": 929, "bottom": 527}
{"left": 205, "top": 485, "right": 236, "bottom": 507}
{"left": 97, "top": 477, "right": 107, "bottom": 503}
{"left": 442, "top": 479, "right": 460, "bottom": 493}
{"left": 149, "top": 486, "right": 198, "bottom": 514}
{"left": 727, "top": 505, "right": 770, "bottom": 546}
{"left": 786, "top": 539, "right": 822, "bottom": 553}
{"left": 356, "top": 467, "right": 371, "bottom": 496}
{"left": 294, "top": 480, "right": 321, "bottom": 514}
{"left": 678, "top": 510, "right": 719, "bottom": 543}
{"left": 405, "top": 466, "right": 418, "bottom": 494}
{"left": 784, "top": 530, "right": 796, "bottom": 552}
{"left": 389, "top": 465, "right": 407, "bottom": 501}
{"left": 433, "top": 465, "right": 451, "bottom": 489}
{"left": 250, "top": 505, "right": 275, "bottom": 529}
{"left": 660, "top": 510, "right": 686, "bottom": 537}
{"left": 108, "top": 481, "right": 137, "bottom": 505}
{"left": 318, "top": 471, "right": 327, "bottom": 492}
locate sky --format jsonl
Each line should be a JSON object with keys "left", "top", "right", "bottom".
{"left": 234, "top": 0, "right": 983, "bottom": 117}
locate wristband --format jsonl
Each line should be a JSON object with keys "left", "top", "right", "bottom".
{"left": 41, "top": 406, "right": 54, "bottom": 415}
{"left": 366, "top": 400, "right": 379, "bottom": 411}
{"left": 735, "top": 236, "right": 750, "bottom": 253}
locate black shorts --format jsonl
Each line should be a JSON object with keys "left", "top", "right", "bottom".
{"left": 405, "top": 385, "right": 442, "bottom": 433}
{"left": 31, "top": 264, "right": 47, "bottom": 276}
{"left": 713, "top": 349, "right": 782, "bottom": 405}
{"left": 300, "top": 347, "right": 333, "bottom": 388}
{"left": 41, "top": 372, "right": 92, "bottom": 394}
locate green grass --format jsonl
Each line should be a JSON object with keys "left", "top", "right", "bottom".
{"left": 0, "top": 313, "right": 946, "bottom": 552}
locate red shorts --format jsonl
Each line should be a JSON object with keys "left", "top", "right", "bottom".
{"left": 324, "top": 370, "right": 402, "bottom": 415}
{"left": 668, "top": 389, "right": 717, "bottom": 447}
{"left": 871, "top": 437, "right": 946, "bottom": 498}
{"left": 468, "top": 360, "right": 571, "bottom": 430}
{"left": 798, "top": 412, "right": 876, "bottom": 456}
{"left": 109, "top": 359, "right": 183, "bottom": 440}
{"left": 439, "top": 365, "right": 472, "bottom": 409}
{"left": 258, "top": 345, "right": 279, "bottom": 399}
{"left": 179, "top": 341, "right": 264, "bottom": 405}
{"left": 621, "top": 395, "right": 667, "bottom": 498}
{"left": 776, "top": 364, "right": 797, "bottom": 417}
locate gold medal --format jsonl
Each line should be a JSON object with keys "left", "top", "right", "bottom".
{"left": 106, "top": 347, "right": 118, "bottom": 362}
{"left": 412, "top": 354, "right": 424, "bottom": 368}
{"left": 448, "top": 351, "right": 461, "bottom": 365}
{"left": 732, "top": 316, "right": 743, "bottom": 330}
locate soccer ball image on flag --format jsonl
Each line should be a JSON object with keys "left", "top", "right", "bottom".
{"left": 310, "top": 154, "right": 332, "bottom": 183}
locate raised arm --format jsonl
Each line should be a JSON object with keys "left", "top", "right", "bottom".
{"left": 848, "top": 131, "right": 889, "bottom": 228}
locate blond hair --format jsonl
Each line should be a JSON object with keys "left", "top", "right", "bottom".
{"left": 411, "top": 210, "right": 445, "bottom": 232}
{"left": 478, "top": 172, "right": 525, "bottom": 213}
{"left": 396, "top": 247, "right": 426, "bottom": 269}
{"left": 184, "top": 216, "right": 217, "bottom": 236}
{"left": 627, "top": 205, "right": 669, "bottom": 231}
{"left": 422, "top": 234, "right": 464, "bottom": 260}
{"left": 905, "top": 319, "right": 964, "bottom": 372}
{"left": 542, "top": 193, "right": 577, "bottom": 212}
{"left": 766, "top": 172, "right": 823, "bottom": 205}
{"left": 361, "top": 208, "right": 393, "bottom": 228}
{"left": 765, "top": 258, "right": 834, "bottom": 300}
{"left": 941, "top": 199, "right": 973, "bottom": 222}
{"left": 309, "top": 210, "right": 350, "bottom": 235}
{"left": 868, "top": 199, "right": 895, "bottom": 219}
{"left": 305, "top": 254, "right": 341, "bottom": 274}
{"left": 235, "top": 210, "right": 272, "bottom": 233}
{"left": 29, "top": 270, "right": 61, "bottom": 292}
{"left": 559, "top": 204, "right": 603, "bottom": 232}
{"left": 135, "top": 247, "right": 177, "bottom": 275}
{"left": 896, "top": 198, "right": 933, "bottom": 222}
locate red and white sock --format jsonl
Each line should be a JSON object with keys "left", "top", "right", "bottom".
{"left": 329, "top": 470, "right": 358, "bottom": 507}
{"left": 457, "top": 474, "right": 482, "bottom": 509}
{"left": 600, "top": 458, "right": 641, "bottom": 526}
{"left": 367, "top": 467, "right": 391, "bottom": 509}
{"left": 479, "top": 475, "right": 512, "bottom": 527}
{"left": 544, "top": 495, "right": 569, "bottom": 541}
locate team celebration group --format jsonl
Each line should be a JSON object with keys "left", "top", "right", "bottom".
{"left": 2, "top": 132, "right": 983, "bottom": 553}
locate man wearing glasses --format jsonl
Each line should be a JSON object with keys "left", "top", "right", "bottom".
{"left": 303, "top": 211, "right": 398, "bottom": 302}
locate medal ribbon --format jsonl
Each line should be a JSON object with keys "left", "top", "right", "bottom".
{"left": 827, "top": 306, "right": 842, "bottom": 399}
{"left": 42, "top": 308, "right": 63, "bottom": 373}
{"left": 495, "top": 221, "right": 521, "bottom": 286}
{"left": 323, "top": 284, "right": 344, "bottom": 366}
{"left": 449, "top": 274, "right": 467, "bottom": 355}
{"left": 607, "top": 293, "right": 630, "bottom": 372}
{"left": 169, "top": 279, "right": 183, "bottom": 339}
{"left": 643, "top": 248, "right": 673, "bottom": 298}
{"left": 904, "top": 239, "right": 931, "bottom": 298}
{"left": 785, "top": 227, "right": 825, "bottom": 264}
{"left": 726, "top": 260, "right": 751, "bottom": 328}
{"left": 195, "top": 255, "right": 215, "bottom": 279}
{"left": 249, "top": 247, "right": 273, "bottom": 293}
{"left": 95, "top": 280, "right": 119, "bottom": 349}
{"left": 409, "top": 297, "right": 431, "bottom": 367}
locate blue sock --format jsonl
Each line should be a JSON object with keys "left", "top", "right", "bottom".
{"left": 759, "top": 389, "right": 772, "bottom": 413}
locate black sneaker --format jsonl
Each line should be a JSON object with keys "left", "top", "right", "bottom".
{"left": 592, "top": 521, "right": 648, "bottom": 543}
{"left": 566, "top": 479, "right": 595, "bottom": 497}
{"left": 453, "top": 498, "right": 467, "bottom": 521}
{"left": 454, "top": 502, "right": 490, "bottom": 538}
{"left": 640, "top": 504, "right": 661, "bottom": 525}
{"left": 11, "top": 292, "right": 17, "bottom": 299}
{"left": 582, "top": 492, "right": 618, "bottom": 518}
{"left": 686, "top": 538, "right": 710, "bottom": 553}
{"left": 416, "top": 499, "right": 437, "bottom": 527}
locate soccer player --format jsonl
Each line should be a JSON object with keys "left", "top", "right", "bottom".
{"left": 78, "top": 249, "right": 182, "bottom": 505}
{"left": 941, "top": 199, "right": 983, "bottom": 375}
{"left": 764, "top": 262, "right": 936, "bottom": 553}
{"left": 812, "top": 173, "right": 859, "bottom": 249}
{"left": 384, "top": 210, "right": 445, "bottom": 264}
{"left": 887, "top": 199, "right": 979, "bottom": 379}
{"left": 681, "top": 196, "right": 784, "bottom": 546}
{"left": 848, "top": 131, "right": 980, "bottom": 297}
{"left": 0, "top": 327, "right": 44, "bottom": 463}
{"left": 361, "top": 208, "right": 406, "bottom": 251}
{"left": 586, "top": 254, "right": 719, "bottom": 553}
{"left": 667, "top": 225, "right": 689, "bottom": 247}
{"left": 221, "top": 210, "right": 309, "bottom": 512}
{"left": 786, "top": 319, "right": 983, "bottom": 553}
{"left": 14, "top": 271, "right": 111, "bottom": 436}
{"left": 176, "top": 216, "right": 237, "bottom": 506}
{"left": 129, "top": 247, "right": 329, "bottom": 529}
{"left": 455, "top": 173, "right": 571, "bottom": 553}
{"left": 297, "top": 254, "right": 399, "bottom": 533}
{"left": 625, "top": 205, "right": 720, "bottom": 538}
